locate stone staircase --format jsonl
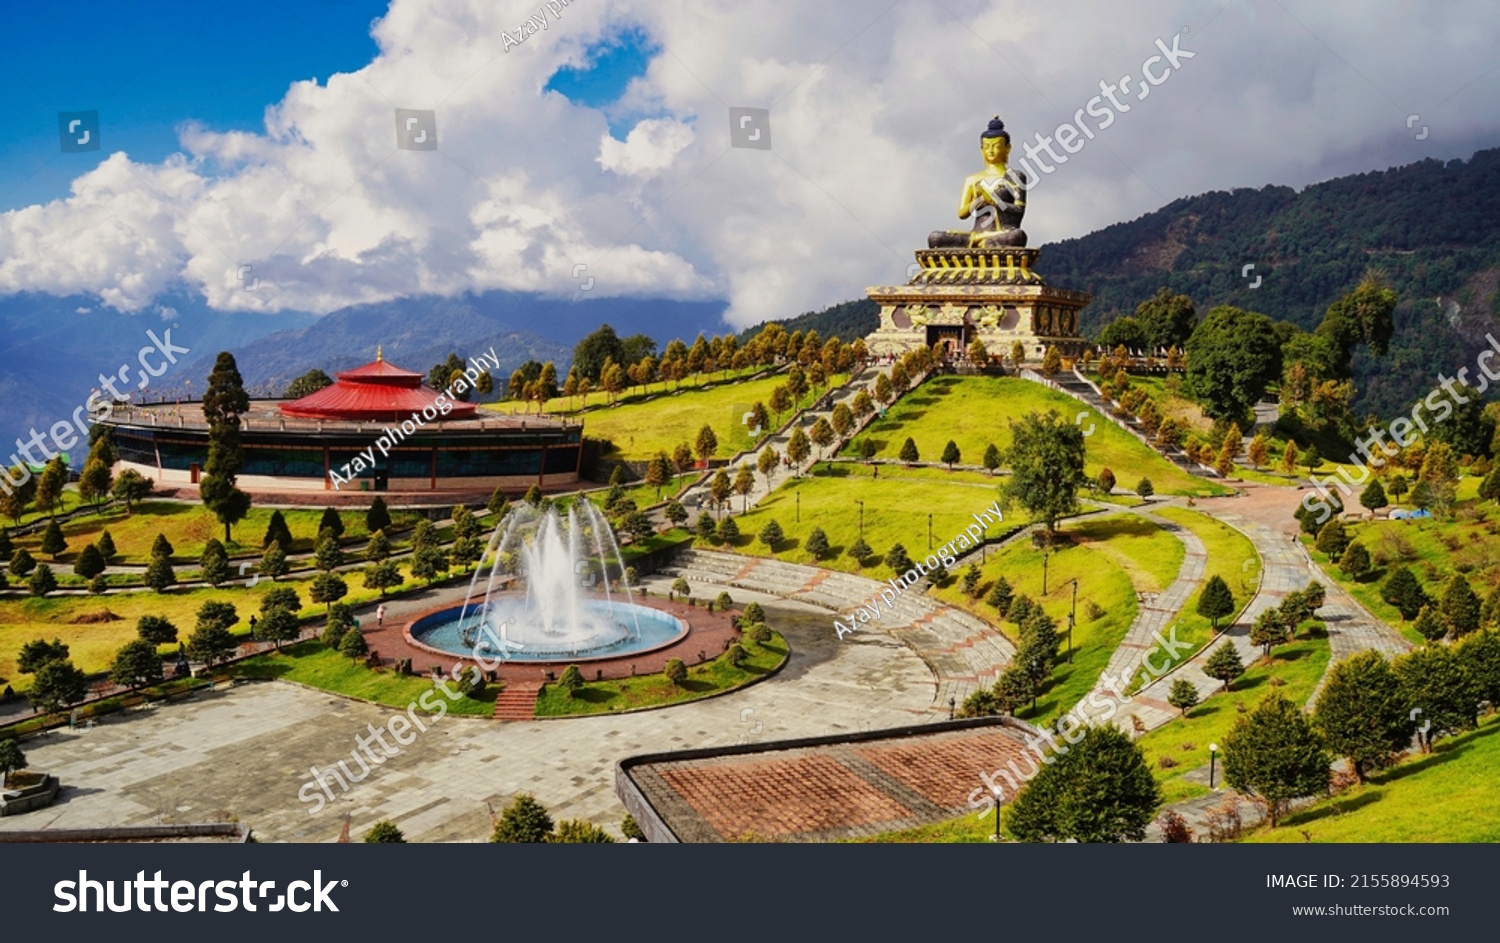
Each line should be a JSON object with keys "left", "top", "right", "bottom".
{"left": 493, "top": 680, "right": 544, "bottom": 721}
{"left": 1049, "top": 368, "right": 1218, "bottom": 481}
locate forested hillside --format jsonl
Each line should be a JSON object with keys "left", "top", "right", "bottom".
{"left": 753, "top": 148, "right": 1500, "bottom": 419}
{"left": 1045, "top": 148, "right": 1500, "bottom": 417}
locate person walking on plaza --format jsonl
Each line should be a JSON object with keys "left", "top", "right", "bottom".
{"left": 376, "top": 604, "right": 386, "bottom": 628}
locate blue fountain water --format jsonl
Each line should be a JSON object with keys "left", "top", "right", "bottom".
{"left": 411, "top": 598, "right": 685, "bottom": 662}
{"left": 409, "top": 502, "right": 686, "bottom": 662}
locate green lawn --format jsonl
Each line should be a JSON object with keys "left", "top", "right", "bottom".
{"left": 0, "top": 559, "right": 443, "bottom": 685}
{"left": 1136, "top": 505, "right": 1260, "bottom": 684}
{"left": 1246, "top": 714, "right": 1500, "bottom": 842}
{"left": 1308, "top": 494, "right": 1500, "bottom": 647}
{"left": 933, "top": 513, "right": 1181, "bottom": 726}
{"left": 518, "top": 367, "right": 769, "bottom": 415}
{"left": 495, "top": 372, "right": 846, "bottom": 461}
{"left": 4, "top": 489, "right": 94, "bottom": 528}
{"left": 9, "top": 500, "right": 415, "bottom": 566}
{"left": 1134, "top": 632, "right": 1331, "bottom": 804}
{"left": 533, "top": 632, "right": 787, "bottom": 716}
{"left": 710, "top": 463, "right": 1020, "bottom": 580}
{"left": 847, "top": 376, "right": 1227, "bottom": 497}
{"left": 231, "top": 640, "right": 495, "bottom": 716}
{"left": 1126, "top": 375, "right": 1213, "bottom": 436}
{"left": 582, "top": 477, "right": 692, "bottom": 513}
{"left": 858, "top": 630, "right": 1332, "bottom": 842}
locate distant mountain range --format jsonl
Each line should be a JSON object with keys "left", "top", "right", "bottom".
{"left": 175, "top": 293, "right": 729, "bottom": 398}
{"left": 0, "top": 290, "right": 726, "bottom": 445}
{"left": 5, "top": 146, "right": 1498, "bottom": 446}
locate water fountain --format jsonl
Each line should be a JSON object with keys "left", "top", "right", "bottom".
{"left": 407, "top": 501, "right": 688, "bottom": 663}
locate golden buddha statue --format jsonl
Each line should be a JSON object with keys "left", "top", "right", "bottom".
{"left": 929, "top": 116, "right": 1027, "bottom": 249}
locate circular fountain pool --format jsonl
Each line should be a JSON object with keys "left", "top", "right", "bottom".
{"left": 408, "top": 596, "right": 689, "bottom": 663}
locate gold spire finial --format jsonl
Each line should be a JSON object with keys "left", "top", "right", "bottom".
{"left": 376, "top": 345, "right": 383, "bottom": 362}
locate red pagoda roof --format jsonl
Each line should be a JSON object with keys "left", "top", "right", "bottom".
{"left": 335, "top": 359, "right": 425, "bottom": 384}
{"left": 279, "top": 351, "right": 479, "bottom": 422}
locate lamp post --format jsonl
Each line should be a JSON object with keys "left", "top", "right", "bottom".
{"left": 856, "top": 499, "right": 865, "bottom": 537}
{"left": 990, "top": 787, "right": 1004, "bottom": 842}
{"left": 1209, "top": 743, "right": 1219, "bottom": 789}
{"left": 928, "top": 513, "right": 933, "bottom": 551}
{"left": 1067, "top": 578, "right": 1078, "bottom": 664}
{"left": 1042, "top": 549, "right": 1050, "bottom": 596}
{"left": 795, "top": 491, "right": 800, "bottom": 523}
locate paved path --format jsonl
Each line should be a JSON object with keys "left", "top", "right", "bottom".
{"left": 1214, "top": 503, "right": 1411, "bottom": 707}
{"left": 1080, "top": 505, "right": 1206, "bottom": 731}
{"left": 1120, "top": 499, "right": 1303, "bottom": 733}
{"left": 668, "top": 549, "right": 1015, "bottom": 712}
{"left": 1208, "top": 491, "right": 1411, "bottom": 704}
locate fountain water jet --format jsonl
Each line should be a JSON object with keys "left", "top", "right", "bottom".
{"left": 408, "top": 501, "right": 686, "bottom": 663}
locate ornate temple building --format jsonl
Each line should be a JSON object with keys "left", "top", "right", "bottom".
{"left": 864, "top": 116, "right": 1090, "bottom": 362}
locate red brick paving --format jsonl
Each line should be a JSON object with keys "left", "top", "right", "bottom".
{"left": 857, "top": 731, "right": 1031, "bottom": 809}
{"left": 493, "top": 680, "right": 545, "bottom": 720}
{"left": 632, "top": 722, "right": 1036, "bottom": 841}
{"left": 661, "top": 754, "right": 912, "bottom": 841}
{"left": 794, "top": 570, "right": 831, "bottom": 596}
{"left": 732, "top": 559, "right": 763, "bottom": 581}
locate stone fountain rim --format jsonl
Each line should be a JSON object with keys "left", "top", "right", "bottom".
{"left": 402, "top": 592, "right": 693, "bottom": 665}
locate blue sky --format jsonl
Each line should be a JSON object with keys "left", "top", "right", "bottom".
{"left": 0, "top": 0, "right": 385, "bottom": 209}
{"left": 0, "top": 0, "right": 652, "bottom": 211}
{"left": 0, "top": 1, "right": 1493, "bottom": 329}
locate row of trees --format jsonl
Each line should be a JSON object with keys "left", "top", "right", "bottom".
{"left": 1225, "top": 628, "right": 1500, "bottom": 825}
{"left": 993, "top": 621, "right": 1499, "bottom": 839}
{"left": 570, "top": 322, "right": 870, "bottom": 388}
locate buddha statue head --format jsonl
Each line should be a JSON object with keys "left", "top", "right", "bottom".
{"left": 980, "top": 116, "right": 1011, "bottom": 167}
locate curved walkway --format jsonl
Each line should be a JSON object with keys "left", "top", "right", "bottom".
{"left": 668, "top": 548, "right": 1015, "bottom": 713}
{"left": 1081, "top": 505, "right": 1206, "bottom": 731}
{"left": 1208, "top": 496, "right": 1411, "bottom": 708}
{"left": 0, "top": 578, "right": 939, "bottom": 842}
{"left": 1124, "top": 488, "right": 1411, "bottom": 731}
{"left": 1122, "top": 503, "right": 1306, "bottom": 732}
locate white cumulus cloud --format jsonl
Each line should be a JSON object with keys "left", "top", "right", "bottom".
{"left": 0, "top": 0, "right": 1496, "bottom": 328}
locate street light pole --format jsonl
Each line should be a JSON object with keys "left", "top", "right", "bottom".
{"left": 1068, "top": 579, "right": 1078, "bottom": 664}
{"left": 928, "top": 513, "right": 933, "bottom": 550}
{"left": 856, "top": 500, "right": 864, "bottom": 537}
{"left": 1042, "top": 550, "right": 1049, "bottom": 596}
{"left": 991, "top": 787, "right": 1004, "bottom": 842}
{"left": 796, "top": 491, "right": 800, "bottom": 523}
{"left": 1209, "top": 743, "right": 1219, "bottom": 789}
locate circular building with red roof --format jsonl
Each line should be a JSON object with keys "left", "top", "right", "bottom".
{"left": 102, "top": 349, "right": 582, "bottom": 499}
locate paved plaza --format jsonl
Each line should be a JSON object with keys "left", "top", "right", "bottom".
{"left": 0, "top": 591, "right": 934, "bottom": 842}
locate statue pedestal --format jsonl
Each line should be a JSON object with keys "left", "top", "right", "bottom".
{"left": 864, "top": 247, "right": 1090, "bottom": 363}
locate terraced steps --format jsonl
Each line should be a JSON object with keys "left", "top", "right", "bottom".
{"left": 493, "top": 680, "right": 544, "bottom": 721}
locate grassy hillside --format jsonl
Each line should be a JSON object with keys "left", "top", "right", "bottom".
{"left": 1247, "top": 715, "right": 1500, "bottom": 843}
{"left": 716, "top": 463, "right": 1019, "bottom": 578}
{"left": 522, "top": 371, "right": 842, "bottom": 461}
{"left": 929, "top": 513, "right": 1179, "bottom": 727}
{"left": 1307, "top": 480, "right": 1495, "bottom": 647}
{"left": 847, "top": 375, "right": 1227, "bottom": 497}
